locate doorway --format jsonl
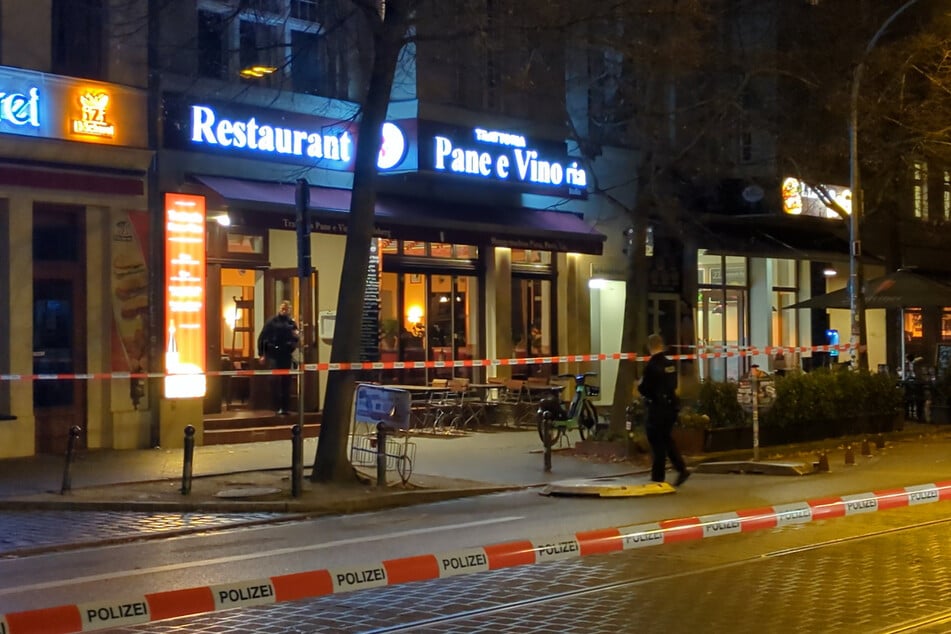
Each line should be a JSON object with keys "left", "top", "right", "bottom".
{"left": 33, "top": 204, "right": 86, "bottom": 453}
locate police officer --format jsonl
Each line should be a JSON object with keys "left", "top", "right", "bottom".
{"left": 257, "top": 301, "right": 299, "bottom": 415}
{"left": 638, "top": 333, "right": 690, "bottom": 486}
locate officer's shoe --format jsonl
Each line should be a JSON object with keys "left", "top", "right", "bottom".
{"left": 675, "top": 469, "right": 691, "bottom": 487}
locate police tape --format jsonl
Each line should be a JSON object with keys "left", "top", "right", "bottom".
{"left": 1, "top": 479, "right": 947, "bottom": 633}
{"left": 0, "top": 344, "right": 862, "bottom": 383}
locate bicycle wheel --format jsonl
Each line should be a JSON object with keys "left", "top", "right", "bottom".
{"left": 396, "top": 455, "right": 413, "bottom": 483}
{"left": 577, "top": 400, "right": 599, "bottom": 441}
{"left": 537, "top": 408, "right": 563, "bottom": 446}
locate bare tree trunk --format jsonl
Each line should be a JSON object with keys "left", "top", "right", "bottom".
{"left": 608, "top": 205, "right": 650, "bottom": 435}
{"left": 312, "top": 2, "right": 407, "bottom": 483}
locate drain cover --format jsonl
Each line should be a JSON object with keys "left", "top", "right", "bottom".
{"left": 215, "top": 487, "right": 282, "bottom": 498}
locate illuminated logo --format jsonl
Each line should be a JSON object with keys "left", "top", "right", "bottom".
{"left": 72, "top": 92, "right": 115, "bottom": 138}
{"left": 0, "top": 87, "right": 40, "bottom": 129}
{"left": 377, "top": 122, "right": 406, "bottom": 170}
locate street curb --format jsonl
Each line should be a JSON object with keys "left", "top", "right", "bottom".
{"left": 0, "top": 485, "right": 522, "bottom": 514}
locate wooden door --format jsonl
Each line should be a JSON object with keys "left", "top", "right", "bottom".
{"left": 33, "top": 205, "right": 86, "bottom": 453}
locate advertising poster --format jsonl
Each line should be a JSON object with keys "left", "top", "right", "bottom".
{"left": 164, "top": 193, "right": 207, "bottom": 398}
{"left": 110, "top": 209, "right": 150, "bottom": 409}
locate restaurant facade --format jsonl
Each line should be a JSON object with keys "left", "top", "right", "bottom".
{"left": 0, "top": 65, "right": 152, "bottom": 457}
{"left": 154, "top": 86, "right": 611, "bottom": 438}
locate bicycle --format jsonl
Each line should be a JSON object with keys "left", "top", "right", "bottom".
{"left": 536, "top": 372, "right": 602, "bottom": 445}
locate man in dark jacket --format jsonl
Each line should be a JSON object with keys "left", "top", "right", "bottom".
{"left": 638, "top": 333, "right": 690, "bottom": 486}
{"left": 257, "top": 301, "right": 299, "bottom": 415}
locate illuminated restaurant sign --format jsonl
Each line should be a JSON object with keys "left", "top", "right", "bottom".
{"left": 164, "top": 193, "right": 207, "bottom": 399}
{"left": 0, "top": 65, "right": 145, "bottom": 146}
{"left": 781, "top": 177, "right": 852, "bottom": 219}
{"left": 418, "top": 122, "right": 587, "bottom": 197}
{"left": 163, "top": 94, "right": 412, "bottom": 172}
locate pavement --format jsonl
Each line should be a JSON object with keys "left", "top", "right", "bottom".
{"left": 0, "top": 426, "right": 648, "bottom": 514}
{"left": 1, "top": 420, "right": 950, "bottom": 517}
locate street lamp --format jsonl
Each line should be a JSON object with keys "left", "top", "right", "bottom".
{"left": 849, "top": 0, "right": 922, "bottom": 371}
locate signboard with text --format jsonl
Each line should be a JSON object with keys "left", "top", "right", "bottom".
{"left": 0, "top": 65, "right": 147, "bottom": 147}
{"left": 164, "top": 193, "right": 207, "bottom": 398}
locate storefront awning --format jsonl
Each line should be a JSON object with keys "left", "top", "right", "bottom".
{"left": 192, "top": 174, "right": 606, "bottom": 255}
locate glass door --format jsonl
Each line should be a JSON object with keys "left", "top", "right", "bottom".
{"left": 698, "top": 288, "right": 748, "bottom": 381}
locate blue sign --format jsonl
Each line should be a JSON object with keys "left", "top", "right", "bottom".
{"left": 826, "top": 329, "right": 839, "bottom": 357}
{"left": 419, "top": 122, "right": 587, "bottom": 198}
{"left": 354, "top": 384, "right": 412, "bottom": 430}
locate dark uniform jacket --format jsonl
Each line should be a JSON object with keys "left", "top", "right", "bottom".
{"left": 257, "top": 314, "right": 299, "bottom": 369}
{"left": 638, "top": 351, "right": 679, "bottom": 428}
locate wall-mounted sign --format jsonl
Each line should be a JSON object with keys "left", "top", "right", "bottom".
{"left": 782, "top": 177, "right": 851, "bottom": 219}
{"left": 0, "top": 66, "right": 146, "bottom": 146}
{"left": 419, "top": 122, "right": 587, "bottom": 197}
{"left": 163, "top": 94, "right": 412, "bottom": 172}
{"left": 164, "top": 193, "right": 207, "bottom": 399}
{"left": 71, "top": 91, "right": 115, "bottom": 138}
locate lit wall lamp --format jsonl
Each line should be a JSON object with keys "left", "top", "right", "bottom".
{"left": 239, "top": 65, "right": 277, "bottom": 79}
{"left": 407, "top": 305, "right": 424, "bottom": 324}
{"left": 823, "top": 266, "right": 837, "bottom": 277}
{"left": 214, "top": 213, "right": 231, "bottom": 227}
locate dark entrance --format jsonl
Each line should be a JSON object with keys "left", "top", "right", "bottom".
{"left": 33, "top": 203, "right": 87, "bottom": 453}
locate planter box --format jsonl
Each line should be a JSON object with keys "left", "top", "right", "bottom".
{"left": 704, "top": 426, "right": 754, "bottom": 452}
{"left": 672, "top": 428, "right": 706, "bottom": 455}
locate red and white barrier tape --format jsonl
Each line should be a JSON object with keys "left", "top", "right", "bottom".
{"left": 1, "top": 478, "right": 944, "bottom": 633}
{"left": 0, "top": 344, "right": 861, "bottom": 383}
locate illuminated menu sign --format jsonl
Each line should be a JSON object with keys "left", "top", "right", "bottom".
{"left": 0, "top": 65, "right": 146, "bottom": 146}
{"left": 164, "top": 193, "right": 207, "bottom": 399}
{"left": 418, "top": 122, "right": 587, "bottom": 197}
{"left": 781, "top": 177, "right": 852, "bottom": 219}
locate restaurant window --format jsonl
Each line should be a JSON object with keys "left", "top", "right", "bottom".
{"left": 943, "top": 170, "right": 951, "bottom": 222}
{"left": 378, "top": 240, "right": 480, "bottom": 384}
{"left": 226, "top": 232, "right": 265, "bottom": 255}
{"left": 697, "top": 250, "right": 748, "bottom": 381}
{"left": 511, "top": 249, "right": 551, "bottom": 265}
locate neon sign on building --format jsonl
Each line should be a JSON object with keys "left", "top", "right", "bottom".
{"left": 71, "top": 91, "right": 115, "bottom": 138}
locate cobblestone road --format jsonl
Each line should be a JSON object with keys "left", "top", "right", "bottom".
{"left": 102, "top": 502, "right": 951, "bottom": 633}
{"left": 0, "top": 511, "right": 291, "bottom": 556}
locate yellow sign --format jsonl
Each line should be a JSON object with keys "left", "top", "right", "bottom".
{"left": 71, "top": 91, "right": 115, "bottom": 138}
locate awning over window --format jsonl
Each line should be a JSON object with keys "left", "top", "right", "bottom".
{"left": 192, "top": 174, "right": 606, "bottom": 255}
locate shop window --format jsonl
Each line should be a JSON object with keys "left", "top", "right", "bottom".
{"left": 943, "top": 309, "right": 951, "bottom": 340}
{"left": 511, "top": 249, "right": 551, "bottom": 264}
{"left": 226, "top": 232, "right": 265, "bottom": 255}
{"left": 905, "top": 309, "right": 923, "bottom": 340}
{"left": 724, "top": 256, "right": 747, "bottom": 285}
{"left": 943, "top": 170, "right": 951, "bottom": 222}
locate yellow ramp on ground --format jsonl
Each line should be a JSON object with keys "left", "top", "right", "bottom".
{"left": 541, "top": 477, "right": 676, "bottom": 497}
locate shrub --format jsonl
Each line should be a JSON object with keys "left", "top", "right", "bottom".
{"left": 697, "top": 380, "right": 747, "bottom": 428}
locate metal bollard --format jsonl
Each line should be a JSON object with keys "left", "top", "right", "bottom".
{"left": 181, "top": 425, "right": 196, "bottom": 495}
{"left": 542, "top": 410, "right": 552, "bottom": 472}
{"left": 814, "top": 451, "right": 830, "bottom": 473}
{"left": 875, "top": 433, "right": 886, "bottom": 449}
{"left": 60, "top": 425, "right": 82, "bottom": 494}
{"left": 291, "top": 424, "right": 303, "bottom": 497}
{"left": 376, "top": 423, "right": 388, "bottom": 488}
{"left": 844, "top": 443, "right": 855, "bottom": 466}
{"left": 861, "top": 437, "right": 872, "bottom": 456}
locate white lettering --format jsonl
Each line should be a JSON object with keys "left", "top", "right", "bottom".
{"left": 188, "top": 105, "right": 355, "bottom": 165}
{"left": 435, "top": 136, "right": 452, "bottom": 169}
{"left": 496, "top": 154, "right": 510, "bottom": 178}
